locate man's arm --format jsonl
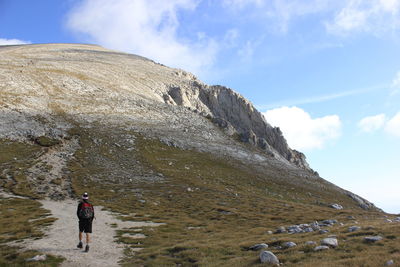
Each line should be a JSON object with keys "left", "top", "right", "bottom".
{"left": 77, "top": 202, "right": 82, "bottom": 219}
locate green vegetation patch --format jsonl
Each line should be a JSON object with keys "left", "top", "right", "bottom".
{"left": 0, "top": 197, "right": 63, "bottom": 266}
{"left": 0, "top": 139, "right": 45, "bottom": 198}
{"left": 32, "top": 136, "right": 60, "bottom": 147}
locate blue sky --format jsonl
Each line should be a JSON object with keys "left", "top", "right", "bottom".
{"left": 1, "top": 0, "right": 400, "bottom": 213}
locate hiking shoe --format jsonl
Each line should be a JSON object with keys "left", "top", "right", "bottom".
{"left": 85, "top": 245, "right": 89, "bottom": 252}
{"left": 77, "top": 242, "right": 83, "bottom": 249}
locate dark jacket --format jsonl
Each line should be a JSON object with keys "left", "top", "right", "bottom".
{"left": 77, "top": 200, "right": 94, "bottom": 221}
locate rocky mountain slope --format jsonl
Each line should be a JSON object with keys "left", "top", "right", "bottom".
{"left": 0, "top": 43, "right": 389, "bottom": 266}
{"left": 0, "top": 43, "right": 307, "bottom": 168}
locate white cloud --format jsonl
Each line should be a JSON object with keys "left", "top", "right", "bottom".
{"left": 358, "top": 114, "right": 386, "bottom": 132}
{"left": 385, "top": 112, "right": 400, "bottom": 137}
{"left": 0, "top": 38, "right": 30, "bottom": 46}
{"left": 66, "top": 0, "right": 218, "bottom": 75}
{"left": 326, "top": 0, "right": 400, "bottom": 35}
{"left": 263, "top": 106, "right": 341, "bottom": 151}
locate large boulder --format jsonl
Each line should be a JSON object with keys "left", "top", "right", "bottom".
{"left": 260, "top": 251, "right": 279, "bottom": 265}
{"left": 282, "top": 242, "right": 297, "bottom": 249}
{"left": 321, "top": 238, "right": 338, "bottom": 248}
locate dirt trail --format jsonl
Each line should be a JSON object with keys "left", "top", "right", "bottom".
{"left": 22, "top": 199, "right": 164, "bottom": 267}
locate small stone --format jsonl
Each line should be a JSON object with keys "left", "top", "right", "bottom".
{"left": 321, "top": 238, "right": 338, "bottom": 248}
{"left": 260, "top": 251, "right": 279, "bottom": 265}
{"left": 305, "top": 241, "right": 317, "bottom": 246}
{"left": 348, "top": 226, "right": 361, "bottom": 232}
{"left": 282, "top": 242, "right": 297, "bottom": 249}
{"left": 330, "top": 203, "right": 343, "bottom": 210}
{"left": 267, "top": 230, "right": 273, "bottom": 234}
{"left": 364, "top": 236, "right": 383, "bottom": 243}
{"left": 304, "top": 227, "right": 314, "bottom": 233}
{"left": 385, "top": 219, "right": 392, "bottom": 223}
{"left": 319, "top": 229, "right": 329, "bottom": 234}
{"left": 385, "top": 260, "right": 394, "bottom": 266}
{"left": 275, "top": 226, "right": 286, "bottom": 234}
{"left": 249, "top": 243, "right": 268, "bottom": 251}
{"left": 26, "top": 255, "right": 47, "bottom": 262}
{"left": 314, "top": 245, "right": 330, "bottom": 251}
{"left": 322, "top": 219, "right": 338, "bottom": 225}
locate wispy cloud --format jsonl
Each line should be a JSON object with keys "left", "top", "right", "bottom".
{"left": 326, "top": 0, "right": 400, "bottom": 36}
{"left": 256, "top": 84, "right": 387, "bottom": 110}
{"left": 66, "top": 0, "right": 219, "bottom": 76}
{"left": 223, "top": 0, "right": 400, "bottom": 36}
{"left": 357, "top": 111, "right": 400, "bottom": 138}
{"left": 0, "top": 37, "right": 30, "bottom": 45}
{"left": 391, "top": 71, "right": 400, "bottom": 96}
{"left": 358, "top": 114, "right": 386, "bottom": 133}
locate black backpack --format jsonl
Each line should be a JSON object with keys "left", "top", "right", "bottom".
{"left": 79, "top": 202, "right": 94, "bottom": 219}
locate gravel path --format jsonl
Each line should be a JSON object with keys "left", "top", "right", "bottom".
{"left": 22, "top": 199, "right": 164, "bottom": 267}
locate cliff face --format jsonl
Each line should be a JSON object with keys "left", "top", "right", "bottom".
{"left": 162, "top": 83, "right": 310, "bottom": 170}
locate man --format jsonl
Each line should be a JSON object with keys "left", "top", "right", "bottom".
{"left": 77, "top": 192, "right": 94, "bottom": 252}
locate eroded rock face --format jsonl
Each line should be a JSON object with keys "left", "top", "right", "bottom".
{"left": 203, "top": 86, "right": 310, "bottom": 170}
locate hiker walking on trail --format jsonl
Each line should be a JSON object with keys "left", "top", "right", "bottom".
{"left": 77, "top": 192, "right": 94, "bottom": 252}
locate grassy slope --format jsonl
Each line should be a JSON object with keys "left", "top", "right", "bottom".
{"left": 64, "top": 125, "right": 398, "bottom": 266}
{"left": 1, "top": 123, "right": 398, "bottom": 266}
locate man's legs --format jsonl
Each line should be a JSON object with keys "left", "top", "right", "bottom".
{"left": 85, "top": 233, "right": 90, "bottom": 252}
{"left": 77, "top": 231, "right": 83, "bottom": 248}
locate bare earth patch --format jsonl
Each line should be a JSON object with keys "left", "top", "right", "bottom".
{"left": 21, "top": 199, "right": 164, "bottom": 267}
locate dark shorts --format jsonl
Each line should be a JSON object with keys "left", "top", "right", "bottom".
{"left": 79, "top": 219, "right": 93, "bottom": 233}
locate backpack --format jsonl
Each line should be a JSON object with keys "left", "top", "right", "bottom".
{"left": 79, "top": 202, "right": 94, "bottom": 219}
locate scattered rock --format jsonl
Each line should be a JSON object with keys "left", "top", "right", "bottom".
{"left": 321, "top": 238, "right": 338, "bottom": 248}
{"left": 287, "top": 225, "right": 302, "bottom": 234}
{"left": 347, "top": 216, "right": 356, "bottom": 220}
{"left": 319, "top": 229, "right": 329, "bottom": 234}
{"left": 314, "top": 245, "right": 329, "bottom": 251}
{"left": 275, "top": 226, "right": 286, "bottom": 234}
{"left": 385, "top": 219, "right": 392, "bottom": 223}
{"left": 267, "top": 230, "right": 273, "bottom": 234}
{"left": 330, "top": 203, "right": 343, "bottom": 210}
{"left": 26, "top": 255, "right": 47, "bottom": 262}
{"left": 364, "top": 236, "right": 383, "bottom": 243}
{"left": 348, "top": 226, "right": 361, "bottom": 232}
{"left": 322, "top": 219, "right": 338, "bottom": 225}
{"left": 394, "top": 217, "right": 400, "bottom": 222}
{"left": 305, "top": 241, "right": 316, "bottom": 246}
{"left": 249, "top": 243, "right": 268, "bottom": 251}
{"left": 385, "top": 260, "right": 394, "bottom": 266}
{"left": 282, "top": 242, "right": 297, "bottom": 249}
{"left": 259, "top": 251, "right": 279, "bottom": 265}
